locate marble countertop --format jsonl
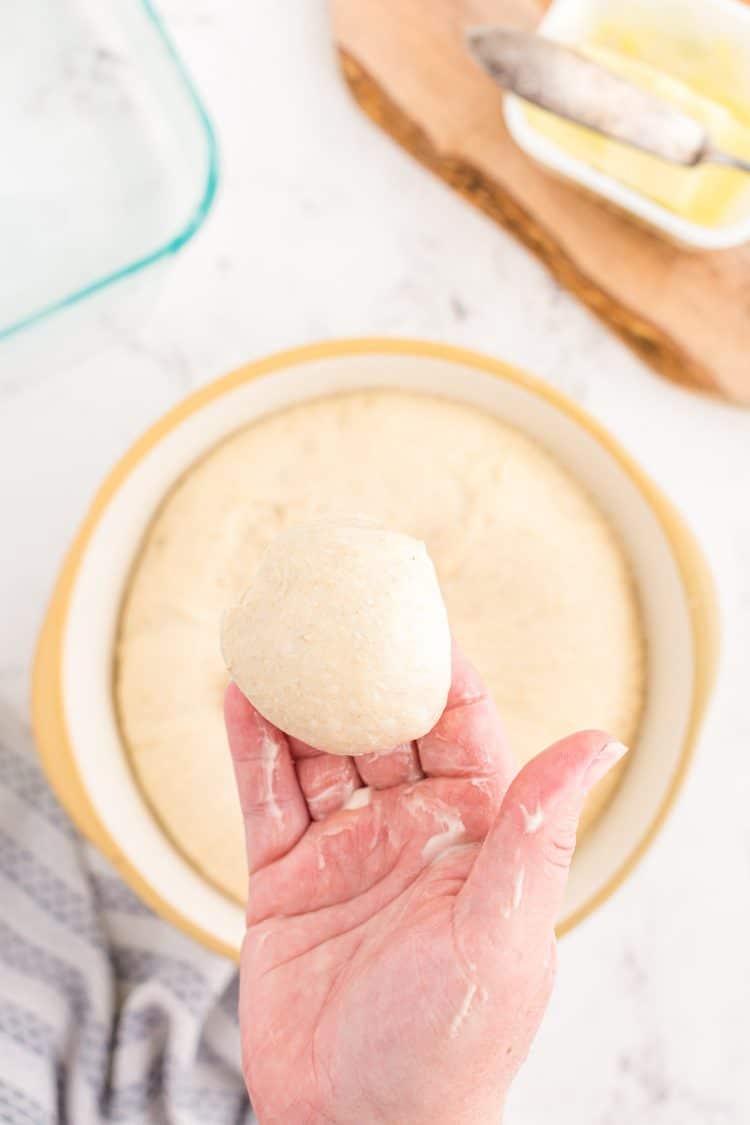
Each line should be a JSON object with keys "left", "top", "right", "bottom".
{"left": 2, "top": 3, "right": 748, "bottom": 1122}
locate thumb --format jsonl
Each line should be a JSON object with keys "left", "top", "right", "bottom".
{"left": 458, "top": 731, "right": 628, "bottom": 949}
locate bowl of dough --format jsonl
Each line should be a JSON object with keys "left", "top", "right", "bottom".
{"left": 33, "top": 338, "right": 718, "bottom": 959}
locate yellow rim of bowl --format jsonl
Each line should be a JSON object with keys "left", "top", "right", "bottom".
{"left": 31, "top": 338, "right": 720, "bottom": 960}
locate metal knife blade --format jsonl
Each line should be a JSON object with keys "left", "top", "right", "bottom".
{"left": 466, "top": 27, "right": 709, "bottom": 167}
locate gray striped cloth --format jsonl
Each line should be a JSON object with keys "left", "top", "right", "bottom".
{"left": 0, "top": 704, "right": 255, "bottom": 1125}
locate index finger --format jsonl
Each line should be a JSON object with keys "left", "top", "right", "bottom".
{"left": 417, "top": 642, "right": 515, "bottom": 791}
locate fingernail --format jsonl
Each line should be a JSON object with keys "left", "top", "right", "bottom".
{"left": 581, "top": 740, "right": 629, "bottom": 793}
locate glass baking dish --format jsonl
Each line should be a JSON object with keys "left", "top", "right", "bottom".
{"left": 0, "top": 0, "right": 218, "bottom": 340}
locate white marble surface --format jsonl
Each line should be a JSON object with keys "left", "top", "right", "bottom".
{"left": 2, "top": 3, "right": 749, "bottom": 1121}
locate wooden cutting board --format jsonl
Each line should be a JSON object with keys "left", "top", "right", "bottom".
{"left": 331, "top": 0, "right": 750, "bottom": 403}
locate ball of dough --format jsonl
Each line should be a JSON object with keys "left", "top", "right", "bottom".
{"left": 220, "top": 517, "right": 451, "bottom": 755}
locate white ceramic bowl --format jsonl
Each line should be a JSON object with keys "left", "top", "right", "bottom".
{"left": 33, "top": 339, "right": 718, "bottom": 959}
{"left": 504, "top": 0, "right": 750, "bottom": 249}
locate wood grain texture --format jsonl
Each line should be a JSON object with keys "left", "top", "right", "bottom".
{"left": 332, "top": 0, "right": 750, "bottom": 402}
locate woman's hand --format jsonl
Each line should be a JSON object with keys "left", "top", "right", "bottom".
{"left": 225, "top": 647, "right": 626, "bottom": 1124}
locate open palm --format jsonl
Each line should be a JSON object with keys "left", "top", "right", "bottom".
{"left": 225, "top": 649, "right": 625, "bottom": 1124}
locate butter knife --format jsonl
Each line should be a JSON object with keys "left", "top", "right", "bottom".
{"left": 467, "top": 27, "right": 750, "bottom": 173}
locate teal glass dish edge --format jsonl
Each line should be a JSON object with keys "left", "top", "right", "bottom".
{"left": 0, "top": 0, "right": 219, "bottom": 343}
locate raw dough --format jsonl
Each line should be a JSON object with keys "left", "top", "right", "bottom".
{"left": 221, "top": 518, "right": 451, "bottom": 755}
{"left": 116, "top": 390, "right": 645, "bottom": 902}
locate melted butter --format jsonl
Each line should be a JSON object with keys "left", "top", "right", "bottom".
{"left": 523, "top": 40, "right": 750, "bottom": 228}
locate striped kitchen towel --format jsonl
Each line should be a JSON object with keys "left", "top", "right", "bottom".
{"left": 0, "top": 703, "right": 255, "bottom": 1125}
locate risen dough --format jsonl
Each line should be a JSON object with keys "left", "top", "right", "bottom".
{"left": 116, "top": 390, "right": 645, "bottom": 903}
{"left": 221, "top": 518, "right": 451, "bottom": 755}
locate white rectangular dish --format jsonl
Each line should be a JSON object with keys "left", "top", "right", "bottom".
{"left": 504, "top": 0, "right": 750, "bottom": 249}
